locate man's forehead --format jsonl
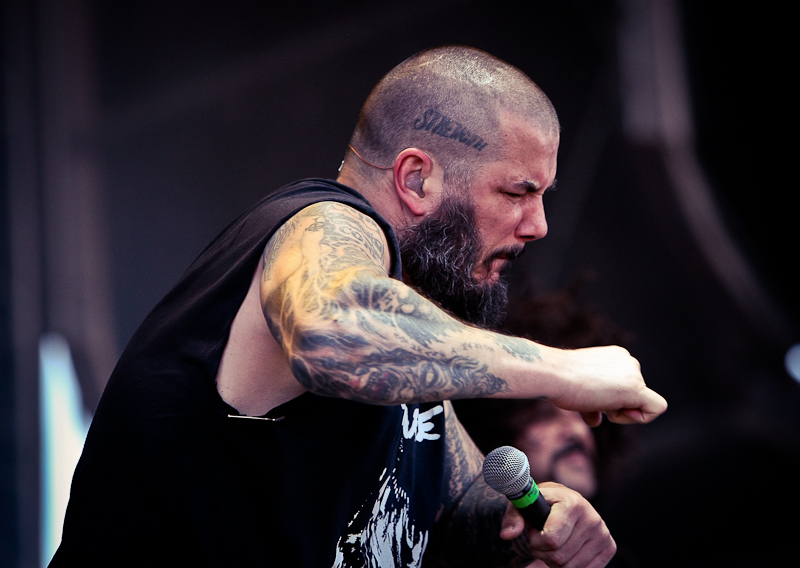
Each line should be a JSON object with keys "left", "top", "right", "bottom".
{"left": 486, "top": 123, "right": 559, "bottom": 184}
{"left": 499, "top": 108, "right": 560, "bottom": 142}
{"left": 510, "top": 122, "right": 560, "bottom": 154}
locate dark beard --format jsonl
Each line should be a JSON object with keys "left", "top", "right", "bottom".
{"left": 397, "top": 197, "right": 520, "bottom": 329}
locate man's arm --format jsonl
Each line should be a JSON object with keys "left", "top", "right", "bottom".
{"left": 261, "top": 201, "right": 666, "bottom": 421}
{"left": 425, "top": 401, "right": 533, "bottom": 567}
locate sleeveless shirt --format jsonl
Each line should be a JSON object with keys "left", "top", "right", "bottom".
{"left": 51, "top": 179, "right": 446, "bottom": 567}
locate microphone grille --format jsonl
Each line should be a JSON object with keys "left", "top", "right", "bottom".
{"left": 482, "top": 445, "right": 531, "bottom": 497}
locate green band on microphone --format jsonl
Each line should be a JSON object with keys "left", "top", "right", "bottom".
{"left": 510, "top": 482, "right": 540, "bottom": 508}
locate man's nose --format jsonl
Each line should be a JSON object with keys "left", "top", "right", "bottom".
{"left": 517, "top": 199, "right": 548, "bottom": 242}
{"left": 558, "top": 410, "right": 596, "bottom": 448}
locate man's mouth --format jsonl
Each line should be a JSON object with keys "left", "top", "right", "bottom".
{"left": 553, "top": 442, "right": 595, "bottom": 464}
{"left": 482, "top": 246, "right": 525, "bottom": 275}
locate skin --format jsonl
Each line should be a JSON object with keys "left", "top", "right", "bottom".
{"left": 515, "top": 402, "right": 599, "bottom": 500}
{"left": 457, "top": 114, "right": 555, "bottom": 286}
{"left": 215, "top": 111, "right": 666, "bottom": 567}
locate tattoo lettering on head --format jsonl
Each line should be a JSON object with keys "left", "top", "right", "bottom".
{"left": 413, "top": 108, "right": 489, "bottom": 151}
{"left": 263, "top": 201, "right": 513, "bottom": 404}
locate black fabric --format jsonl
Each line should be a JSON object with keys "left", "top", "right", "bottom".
{"left": 51, "top": 179, "right": 446, "bottom": 567}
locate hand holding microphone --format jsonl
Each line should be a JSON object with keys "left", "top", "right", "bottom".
{"left": 484, "top": 445, "right": 617, "bottom": 567}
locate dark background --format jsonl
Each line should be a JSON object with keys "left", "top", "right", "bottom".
{"left": 2, "top": 1, "right": 796, "bottom": 566}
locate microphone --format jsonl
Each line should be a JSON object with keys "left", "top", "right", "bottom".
{"left": 483, "top": 445, "right": 551, "bottom": 530}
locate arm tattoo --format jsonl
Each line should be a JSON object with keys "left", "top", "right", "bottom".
{"left": 492, "top": 334, "right": 542, "bottom": 363}
{"left": 262, "top": 217, "right": 298, "bottom": 278}
{"left": 427, "top": 477, "right": 535, "bottom": 568}
{"left": 262, "top": 201, "right": 513, "bottom": 404}
{"left": 425, "top": 404, "right": 534, "bottom": 567}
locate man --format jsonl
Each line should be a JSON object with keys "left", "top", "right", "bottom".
{"left": 51, "top": 46, "right": 666, "bottom": 567}
{"left": 457, "top": 397, "right": 638, "bottom": 568}
{"left": 455, "top": 285, "right": 642, "bottom": 567}
{"left": 466, "top": 398, "right": 602, "bottom": 496}
{"left": 457, "top": 284, "right": 635, "bottom": 501}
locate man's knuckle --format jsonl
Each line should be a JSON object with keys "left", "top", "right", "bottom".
{"left": 603, "top": 536, "right": 618, "bottom": 557}
{"left": 538, "top": 533, "right": 560, "bottom": 551}
{"left": 540, "top": 550, "right": 567, "bottom": 566}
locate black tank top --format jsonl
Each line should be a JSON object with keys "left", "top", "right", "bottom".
{"left": 52, "top": 179, "right": 446, "bottom": 567}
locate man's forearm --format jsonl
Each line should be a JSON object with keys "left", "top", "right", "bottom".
{"left": 425, "top": 404, "right": 535, "bottom": 568}
{"left": 426, "top": 474, "right": 534, "bottom": 568}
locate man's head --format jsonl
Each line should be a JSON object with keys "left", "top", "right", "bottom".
{"left": 344, "top": 45, "right": 559, "bottom": 190}
{"left": 453, "top": 283, "right": 633, "bottom": 498}
{"left": 454, "top": 398, "right": 599, "bottom": 498}
{"left": 339, "top": 46, "right": 560, "bottom": 326}
{"left": 396, "top": 194, "right": 519, "bottom": 328}
{"left": 510, "top": 400, "right": 598, "bottom": 498}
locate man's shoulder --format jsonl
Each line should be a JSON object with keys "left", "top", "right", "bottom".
{"left": 260, "top": 178, "right": 402, "bottom": 280}
{"left": 265, "top": 178, "right": 370, "bottom": 207}
{"left": 252, "top": 178, "right": 381, "bottom": 231}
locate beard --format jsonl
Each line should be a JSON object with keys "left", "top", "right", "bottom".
{"left": 397, "top": 196, "right": 522, "bottom": 329}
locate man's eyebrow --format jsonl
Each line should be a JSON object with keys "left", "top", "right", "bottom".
{"left": 513, "top": 179, "right": 558, "bottom": 192}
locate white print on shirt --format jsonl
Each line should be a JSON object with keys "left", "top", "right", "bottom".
{"left": 332, "top": 467, "right": 428, "bottom": 568}
{"left": 331, "top": 404, "right": 443, "bottom": 568}
{"left": 401, "top": 403, "right": 443, "bottom": 442}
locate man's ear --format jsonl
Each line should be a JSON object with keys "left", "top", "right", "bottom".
{"left": 393, "top": 148, "right": 435, "bottom": 217}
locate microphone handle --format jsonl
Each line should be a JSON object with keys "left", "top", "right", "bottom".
{"left": 508, "top": 477, "right": 551, "bottom": 530}
{"left": 516, "top": 493, "right": 551, "bottom": 530}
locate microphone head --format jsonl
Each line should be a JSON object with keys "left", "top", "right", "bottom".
{"left": 483, "top": 446, "right": 531, "bottom": 497}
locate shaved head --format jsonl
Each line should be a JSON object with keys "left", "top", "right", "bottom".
{"left": 347, "top": 45, "right": 559, "bottom": 189}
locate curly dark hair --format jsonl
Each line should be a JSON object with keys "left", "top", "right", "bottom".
{"left": 454, "top": 275, "right": 636, "bottom": 492}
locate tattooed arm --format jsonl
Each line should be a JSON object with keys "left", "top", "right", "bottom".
{"left": 425, "top": 403, "right": 616, "bottom": 568}
{"left": 261, "top": 201, "right": 666, "bottom": 421}
{"left": 424, "top": 401, "right": 534, "bottom": 567}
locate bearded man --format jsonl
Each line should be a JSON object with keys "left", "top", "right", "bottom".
{"left": 51, "top": 45, "right": 666, "bottom": 568}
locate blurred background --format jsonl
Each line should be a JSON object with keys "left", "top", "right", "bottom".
{"left": 1, "top": 0, "right": 796, "bottom": 566}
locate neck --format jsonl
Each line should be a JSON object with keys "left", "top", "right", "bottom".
{"left": 337, "top": 165, "right": 407, "bottom": 231}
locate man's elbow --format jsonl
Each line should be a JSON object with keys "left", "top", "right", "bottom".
{"left": 284, "top": 318, "right": 374, "bottom": 399}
